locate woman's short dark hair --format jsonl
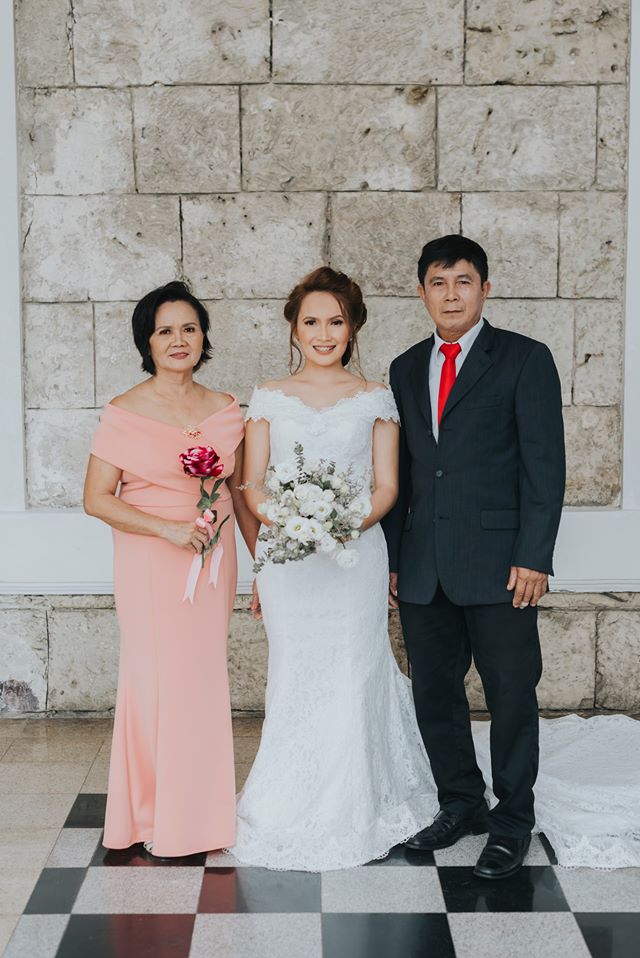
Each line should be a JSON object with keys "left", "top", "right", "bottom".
{"left": 284, "top": 266, "right": 367, "bottom": 372}
{"left": 131, "top": 281, "right": 213, "bottom": 375}
{"left": 418, "top": 234, "right": 489, "bottom": 287}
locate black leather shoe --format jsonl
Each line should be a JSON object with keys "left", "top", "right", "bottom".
{"left": 405, "top": 802, "right": 489, "bottom": 851}
{"left": 473, "top": 834, "right": 531, "bottom": 879}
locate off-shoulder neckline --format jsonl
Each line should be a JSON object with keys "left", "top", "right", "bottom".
{"left": 106, "top": 393, "right": 238, "bottom": 428}
{"left": 253, "top": 385, "right": 391, "bottom": 414}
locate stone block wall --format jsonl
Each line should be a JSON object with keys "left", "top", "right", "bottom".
{"left": 2, "top": 592, "right": 639, "bottom": 716}
{"left": 5, "top": 1, "right": 637, "bottom": 715}
{"left": 14, "top": 0, "right": 629, "bottom": 508}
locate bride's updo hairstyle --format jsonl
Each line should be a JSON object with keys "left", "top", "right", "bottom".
{"left": 284, "top": 266, "right": 367, "bottom": 374}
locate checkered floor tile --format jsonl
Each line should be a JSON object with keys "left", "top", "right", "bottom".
{"left": 3, "top": 792, "right": 640, "bottom": 957}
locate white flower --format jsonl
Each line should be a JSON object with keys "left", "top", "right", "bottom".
{"left": 273, "top": 461, "right": 297, "bottom": 483}
{"left": 265, "top": 502, "right": 279, "bottom": 521}
{"left": 312, "top": 501, "right": 333, "bottom": 520}
{"left": 350, "top": 496, "right": 372, "bottom": 520}
{"left": 351, "top": 530, "right": 360, "bottom": 539}
{"left": 322, "top": 520, "right": 334, "bottom": 532}
{"left": 336, "top": 548, "right": 359, "bottom": 568}
{"left": 285, "top": 516, "right": 313, "bottom": 543}
{"left": 267, "top": 475, "right": 281, "bottom": 492}
{"left": 318, "top": 488, "right": 336, "bottom": 503}
{"left": 319, "top": 534, "right": 337, "bottom": 553}
{"left": 329, "top": 475, "right": 342, "bottom": 489}
{"left": 307, "top": 519, "right": 324, "bottom": 540}
{"left": 266, "top": 502, "right": 290, "bottom": 524}
{"left": 294, "top": 482, "right": 323, "bottom": 501}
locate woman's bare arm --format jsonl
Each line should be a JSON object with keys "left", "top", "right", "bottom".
{"left": 359, "top": 418, "right": 399, "bottom": 532}
{"left": 83, "top": 455, "right": 209, "bottom": 552}
{"left": 242, "top": 418, "right": 272, "bottom": 525}
{"left": 229, "top": 440, "right": 260, "bottom": 558}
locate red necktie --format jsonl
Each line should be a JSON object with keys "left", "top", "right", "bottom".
{"left": 438, "top": 342, "right": 462, "bottom": 425}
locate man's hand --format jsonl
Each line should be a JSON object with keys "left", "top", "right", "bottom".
{"left": 507, "top": 566, "right": 548, "bottom": 608}
{"left": 388, "top": 573, "right": 399, "bottom": 610}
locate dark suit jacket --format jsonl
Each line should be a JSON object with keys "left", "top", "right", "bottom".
{"left": 382, "top": 320, "right": 566, "bottom": 606}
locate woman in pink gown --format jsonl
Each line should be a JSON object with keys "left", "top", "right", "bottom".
{"left": 84, "top": 281, "right": 257, "bottom": 857}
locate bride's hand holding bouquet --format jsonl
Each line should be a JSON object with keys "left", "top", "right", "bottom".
{"left": 252, "top": 442, "right": 371, "bottom": 574}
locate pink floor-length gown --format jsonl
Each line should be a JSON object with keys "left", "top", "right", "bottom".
{"left": 90, "top": 396, "right": 244, "bottom": 857}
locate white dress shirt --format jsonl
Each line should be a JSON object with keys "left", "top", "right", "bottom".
{"left": 429, "top": 317, "right": 485, "bottom": 441}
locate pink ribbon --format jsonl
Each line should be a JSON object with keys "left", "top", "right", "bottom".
{"left": 209, "top": 541, "right": 224, "bottom": 587}
{"left": 182, "top": 542, "right": 224, "bottom": 604}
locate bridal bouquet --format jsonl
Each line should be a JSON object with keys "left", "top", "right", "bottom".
{"left": 253, "top": 442, "right": 371, "bottom": 574}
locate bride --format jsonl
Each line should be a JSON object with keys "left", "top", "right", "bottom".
{"left": 233, "top": 266, "right": 436, "bottom": 870}
{"left": 231, "top": 265, "right": 640, "bottom": 873}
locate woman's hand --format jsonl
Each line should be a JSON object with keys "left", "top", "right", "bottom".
{"left": 162, "top": 520, "right": 210, "bottom": 553}
{"left": 251, "top": 580, "right": 262, "bottom": 620}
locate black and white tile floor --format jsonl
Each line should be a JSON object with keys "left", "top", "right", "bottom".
{"left": 1, "top": 720, "right": 639, "bottom": 958}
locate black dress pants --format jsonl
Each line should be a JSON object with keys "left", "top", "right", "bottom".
{"left": 399, "top": 584, "right": 542, "bottom": 837}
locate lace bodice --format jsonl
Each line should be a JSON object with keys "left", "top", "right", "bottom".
{"left": 245, "top": 386, "right": 400, "bottom": 487}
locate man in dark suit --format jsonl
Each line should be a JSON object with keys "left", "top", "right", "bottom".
{"left": 382, "top": 234, "right": 565, "bottom": 879}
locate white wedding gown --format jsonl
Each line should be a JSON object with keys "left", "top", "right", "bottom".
{"left": 230, "top": 386, "right": 640, "bottom": 872}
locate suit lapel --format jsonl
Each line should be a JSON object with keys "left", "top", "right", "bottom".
{"left": 409, "top": 336, "right": 435, "bottom": 433}
{"left": 441, "top": 320, "right": 495, "bottom": 422}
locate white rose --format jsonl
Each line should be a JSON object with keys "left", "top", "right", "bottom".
{"left": 336, "top": 548, "right": 359, "bottom": 569}
{"left": 318, "top": 488, "right": 336, "bottom": 503}
{"left": 351, "top": 530, "right": 360, "bottom": 539}
{"left": 265, "top": 502, "right": 279, "bottom": 521}
{"left": 273, "top": 461, "right": 297, "bottom": 483}
{"left": 312, "top": 501, "right": 332, "bottom": 520}
{"left": 350, "top": 496, "right": 372, "bottom": 520}
{"left": 266, "top": 502, "right": 289, "bottom": 524}
{"left": 319, "top": 534, "right": 337, "bottom": 553}
{"left": 300, "top": 499, "right": 321, "bottom": 517}
{"left": 293, "top": 483, "right": 316, "bottom": 501}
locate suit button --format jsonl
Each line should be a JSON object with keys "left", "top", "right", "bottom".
{"left": 435, "top": 469, "right": 443, "bottom": 478}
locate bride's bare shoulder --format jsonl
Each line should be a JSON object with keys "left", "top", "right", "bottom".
{"left": 363, "top": 380, "right": 389, "bottom": 393}
{"left": 259, "top": 378, "right": 293, "bottom": 392}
